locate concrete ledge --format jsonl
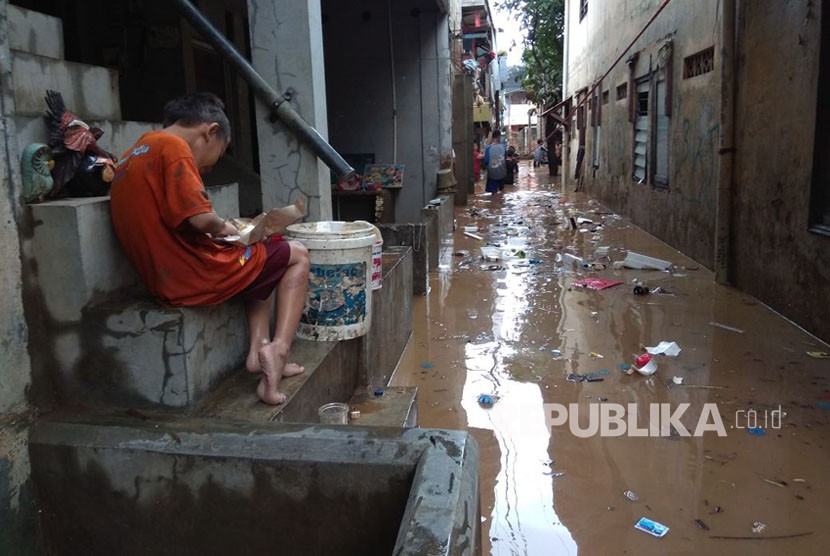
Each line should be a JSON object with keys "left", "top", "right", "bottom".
{"left": 379, "top": 224, "right": 428, "bottom": 295}
{"left": 8, "top": 5, "right": 64, "bottom": 60}
{"left": 349, "top": 386, "right": 418, "bottom": 428}
{"left": 29, "top": 419, "right": 479, "bottom": 556}
{"left": 69, "top": 296, "right": 248, "bottom": 409}
{"left": 361, "top": 246, "right": 413, "bottom": 387}
{"left": 12, "top": 51, "right": 121, "bottom": 119}
{"left": 195, "top": 338, "right": 360, "bottom": 423}
{"left": 420, "top": 195, "right": 455, "bottom": 271}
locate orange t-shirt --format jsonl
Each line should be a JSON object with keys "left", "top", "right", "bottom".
{"left": 110, "top": 131, "right": 264, "bottom": 306}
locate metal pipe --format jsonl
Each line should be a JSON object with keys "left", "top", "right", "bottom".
{"left": 173, "top": 0, "right": 354, "bottom": 181}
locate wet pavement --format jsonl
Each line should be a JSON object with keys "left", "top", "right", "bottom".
{"left": 390, "top": 161, "right": 830, "bottom": 555}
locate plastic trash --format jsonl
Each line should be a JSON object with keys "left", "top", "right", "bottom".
{"left": 752, "top": 521, "right": 766, "bottom": 534}
{"left": 672, "top": 376, "right": 684, "bottom": 385}
{"left": 635, "top": 517, "right": 669, "bottom": 538}
{"left": 634, "top": 354, "right": 658, "bottom": 376}
{"left": 420, "top": 362, "right": 434, "bottom": 368}
{"left": 646, "top": 341, "right": 682, "bottom": 357}
{"left": 477, "top": 394, "right": 499, "bottom": 408}
{"left": 633, "top": 285, "right": 650, "bottom": 295}
{"left": 621, "top": 251, "right": 672, "bottom": 270}
{"left": 748, "top": 427, "right": 766, "bottom": 436}
{"left": 373, "top": 389, "right": 384, "bottom": 397}
{"left": 623, "top": 490, "right": 638, "bottom": 501}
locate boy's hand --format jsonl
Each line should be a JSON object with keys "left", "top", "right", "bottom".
{"left": 214, "top": 220, "right": 238, "bottom": 238}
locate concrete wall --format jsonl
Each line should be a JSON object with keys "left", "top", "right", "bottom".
{"left": 0, "top": 2, "right": 38, "bottom": 551}
{"left": 563, "top": 0, "right": 721, "bottom": 268}
{"left": 321, "top": 0, "right": 453, "bottom": 223}
{"left": 248, "top": 0, "right": 332, "bottom": 221}
{"left": 731, "top": 1, "right": 829, "bottom": 342}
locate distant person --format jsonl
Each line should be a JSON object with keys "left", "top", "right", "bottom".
{"left": 533, "top": 139, "right": 547, "bottom": 168}
{"left": 503, "top": 146, "right": 518, "bottom": 187}
{"left": 483, "top": 130, "right": 506, "bottom": 194}
{"left": 473, "top": 142, "right": 484, "bottom": 182}
{"left": 110, "top": 92, "right": 309, "bottom": 406}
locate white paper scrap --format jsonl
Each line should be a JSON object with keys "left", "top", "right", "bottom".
{"left": 646, "top": 341, "right": 682, "bottom": 357}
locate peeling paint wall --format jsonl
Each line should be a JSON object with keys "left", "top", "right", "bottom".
{"left": 732, "top": 0, "right": 829, "bottom": 342}
{"left": 564, "top": 0, "right": 721, "bottom": 268}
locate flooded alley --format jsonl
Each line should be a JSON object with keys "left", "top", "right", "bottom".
{"left": 391, "top": 161, "right": 830, "bottom": 556}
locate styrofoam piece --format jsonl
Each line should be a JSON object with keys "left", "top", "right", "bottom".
{"left": 646, "top": 341, "right": 682, "bottom": 357}
{"left": 464, "top": 231, "right": 483, "bottom": 241}
{"left": 561, "top": 253, "right": 583, "bottom": 266}
{"left": 621, "top": 251, "right": 672, "bottom": 270}
{"left": 635, "top": 358, "right": 658, "bottom": 376}
{"left": 480, "top": 246, "right": 501, "bottom": 261}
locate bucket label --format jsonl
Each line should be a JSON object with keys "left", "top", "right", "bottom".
{"left": 302, "top": 262, "right": 367, "bottom": 326}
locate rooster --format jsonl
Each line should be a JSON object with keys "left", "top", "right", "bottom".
{"left": 44, "top": 90, "right": 117, "bottom": 197}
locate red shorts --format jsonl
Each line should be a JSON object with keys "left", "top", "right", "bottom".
{"left": 234, "top": 236, "right": 292, "bottom": 301}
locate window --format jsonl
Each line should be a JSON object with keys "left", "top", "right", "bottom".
{"left": 580, "top": 0, "right": 588, "bottom": 22}
{"left": 811, "top": 5, "right": 830, "bottom": 234}
{"left": 633, "top": 80, "right": 649, "bottom": 183}
{"left": 616, "top": 83, "right": 627, "bottom": 101}
{"left": 652, "top": 78, "right": 670, "bottom": 187}
{"left": 602, "top": 90, "right": 609, "bottom": 105}
{"left": 683, "top": 46, "right": 714, "bottom": 79}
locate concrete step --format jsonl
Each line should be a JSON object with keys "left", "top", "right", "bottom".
{"left": 25, "top": 183, "right": 240, "bottom": 322}
{"left": 12, "top": 50, "right": 120, "bottom": 120}
{"left": 195, "top": 338, "right": 361, "bottom": 423}
{"left": 349, "top": 386, "right": 418, "bottom": 427}
{"left": 15, "top": 116, "right": 160, "bottom": 162}
{"left": 8, "top": 5, "right": 64, "bottom": 60}
{"left": 64, "top": 295, "right": 249, "bottom": 409}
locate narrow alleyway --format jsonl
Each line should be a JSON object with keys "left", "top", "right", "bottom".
{"left": 391, "top": 161, "right": 830, "bottom": 555}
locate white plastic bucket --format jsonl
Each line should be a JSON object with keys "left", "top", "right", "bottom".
{"left": 286, "top": 221, "right": 376, "bottom": 341}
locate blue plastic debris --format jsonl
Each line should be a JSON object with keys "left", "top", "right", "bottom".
{"left": 551, "top": 349, "right": 562, "bottom": 356}
{"left": 747, "top": 427, "right": 766, "bottom": 436}
{"left": 817, "top": 401, "right": 830, "bottom": 411}
{"left": 477, "top": 394, "right": 497, "bottom": 408}
{"left": 618, "top": 363, "right": 632, "bottom": 371}
{"left": 373, "top": 389, "right": 384, "bottom": 397}
{"left": 420, "top": 362, "right": 434, "bottom": 369}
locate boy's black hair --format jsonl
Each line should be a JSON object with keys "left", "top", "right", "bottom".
{"left": 492, "top": 129, "right": 501, "bottom": 138}
{"left": 163, "top": 92, "right": 231, "bottom": 140}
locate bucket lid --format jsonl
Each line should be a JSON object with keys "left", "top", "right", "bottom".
{"left": 286, "top": 220, "right": 376, "bottom": 240}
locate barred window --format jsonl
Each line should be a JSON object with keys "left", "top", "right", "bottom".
{"left": 683, "top": 46, "right": 714, "bottom": 79}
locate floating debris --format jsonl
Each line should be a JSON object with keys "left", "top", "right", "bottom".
{"left": 709, "top": 321, "right": 745, "bottom": 334}
{"left": 751, "top": 521, "right": 766, "bottom": 534}
{"left": 623, "top": 490, "right": 639, "bottom": 501}
{"left": 806, "top": 351, "right": 830, "bottom": 358}
{"left": 634, "top": 517, "right": 670, "bottom": 538}
{"left": 477, "top": 394, "right": 499, "bottom": 408}
{"left": 694, "top": 519, "right": 710, "bottom": 531}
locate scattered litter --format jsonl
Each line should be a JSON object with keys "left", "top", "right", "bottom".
{"left": 634, "top": 517, "right": 669, "bottom": 538}
{"left": 793, "top": 478, "right": 807, "bottom": 483}
{"left": 576, "top": 217, "right": 593, "bottom": 224}
{"left": 747, "top": 427, "right": 766, "bottom": 436}
{"left": 349, "top": 409, "right": 361, "bottom": 420}
{"left": 633, "top": 285, "right": 650, "bottom": 295}
{"left": 420, "top": 362, "right": 434, "bottom": 368}
{"left": 619, "top": 363, "right": 632, "bottom": 372}
{"left": 464, "top": 231, "right": 484, "bottom": 241}
{"left": 634, "top": 354, "right": 658, "bottom": 376}
{"left": 373, "top": 389, "right": 384, "bottom": 397}
{"left": 623, "top": 490, "right": 638, "bottom": 501}
{"left": 672, "top": 376, "right": 684, "bottom": 385}
{"left": 477, "top": 394, "right": 499, "bottom": 408}
{"left": 762, "top": 478, "right": 787, "bottom": 488}
{"left": 646, "top": 341, "right": 682, "bottom": 357}
{"left": 598, "top": 396, "right": 608, "bottom": 401}
{"left": 596, "top": 246, "right": 609, "bottom": 256}
{"left": 620, "top": 251, "right": 672, "bottom": 271}
{"left": 558, "top": 252, "right": 583, "bottom": 267}
{"left": 710, "top": 532, "right": 813, "bottom": 541}
{"left": 551, "top": 349, "right": 562, "bottom": 356}
{"left": 480, "top": 246, "right": 501, "bottom": 261}
{"left": 751, "top": 521, "right": 766, "bottom": 534}
{"left": 463, "top": 225, "right": 478, "bottom": 233}
{"left": 566, "top": 369, "right": 608, "bottom": 383}
{"left": 590, "top": 352, "right": 604, "bottom": 359}
{"left": 452, "top": 250, "right": 470, "bottom": 257}
{"left": 528, "top": 258, "right": 543, "bottom": 264}
{"left": 807, "top": 351, "right": 830, "bottom": 358}
{"left": 543, "top": 470, "right": 566, "bottom": 477}
{"left": 695, "top": 519, "right": 710, "bottom": 531}
{"left": 710, "top": 506, "right": 723, "bottom": 514}
{"left": 572, "top": 277, "right": 624, "bottom": 290}
{"left": 709, "top": 321, "right": 745, "bottom": 334}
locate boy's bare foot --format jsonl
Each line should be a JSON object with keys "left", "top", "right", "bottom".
{"left": 256, "top": 341, "right": 288, "bottom": 405}
{"left": 246, "top": 345, "right": 304, "bottom": 378}
{"left": 282, "top": 363, "right": 305, "bottom": 377}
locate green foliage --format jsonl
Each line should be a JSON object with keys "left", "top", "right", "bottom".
{"left": 496, "top": 0, "right": 565, "bottom": 107}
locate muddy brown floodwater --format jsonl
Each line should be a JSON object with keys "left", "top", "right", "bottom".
{"left": 390, "top": 161, "right": 830, "bottom": 556}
